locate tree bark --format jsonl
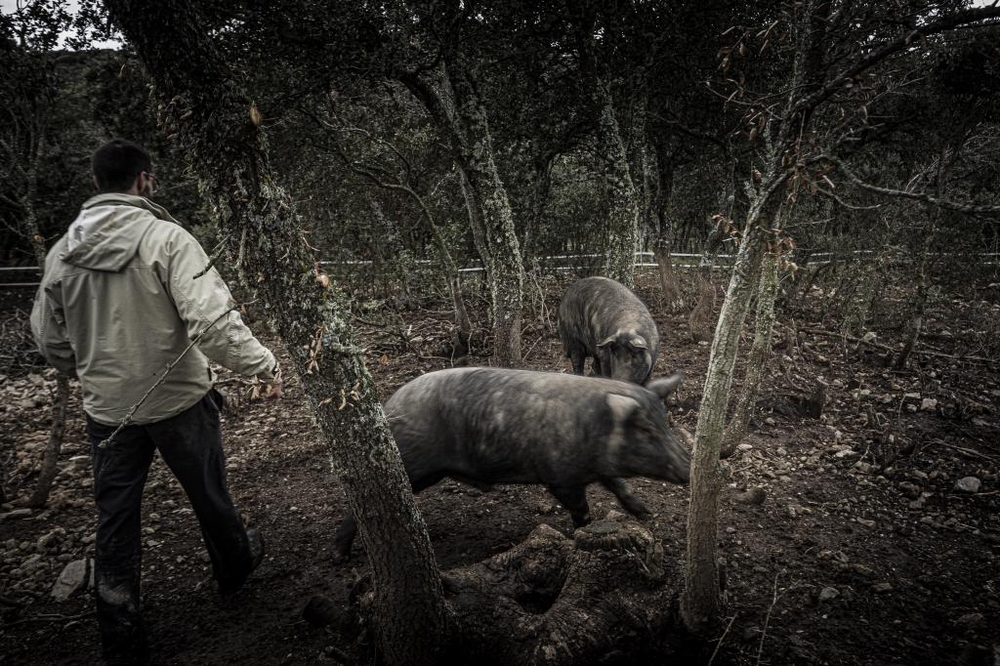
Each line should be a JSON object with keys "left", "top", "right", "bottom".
{"left": 721, "top": 251, "right": 780, "bottom": 458}
{"left": 17, "top": 122, "right": 70, "bottom": 509}
{"left": 101, "top": 2, "right": 451, "bottom": 662}
{"left": 687, "top": 217, "right": 726, "bottom": 342}
{"left": 25, "top": 374, "right": 70, "bottom": 508}
{"left": 595, "top": 78, "right": 640, "bottom": 288}
{"left": 681, "top": 170, "right": 785, "bottom": 635}
{"left": 400, "top": 59, "right": 523, "bottom": 367}
{"left": 650, "top": 139, "right": 684, "bottom": 311}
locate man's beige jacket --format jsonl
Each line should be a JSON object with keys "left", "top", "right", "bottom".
{"left": 31, "top": 193, "right": 276, "bottom": 425}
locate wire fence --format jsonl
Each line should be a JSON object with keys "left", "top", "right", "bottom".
{"left": 5, "top": 250, "right": 996, "bottom": 289}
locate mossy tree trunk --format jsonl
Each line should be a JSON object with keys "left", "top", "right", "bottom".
{"left": 650, "top": 143, "right": 684, "bottom": 311}
{"left": 2, "top": 72, "right": 71, "bottom": 508}
{"left": 681, "top": 175, "right": 783, "bottom": 635}
{"left": 595, "top": 78, "right": 640, "bottom": 288}
{"left": 20, "top": 133, "right": 71, "bottom": 509}
{"left": 721, "top": 250, "right": 781, "bottom": 458}
{"left": 400, "top": 57, "right": 523, "bottom": 367}
{"left": 101, "top": 2, "right": 451, "bottom": 662}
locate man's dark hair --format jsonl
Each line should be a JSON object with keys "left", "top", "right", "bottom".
{"left": 92, "top": 139, "right": 152, "bottom": 193}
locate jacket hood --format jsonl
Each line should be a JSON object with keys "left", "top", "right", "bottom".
{"left": 61, "top": 193, "right": 180, "bottom": 272}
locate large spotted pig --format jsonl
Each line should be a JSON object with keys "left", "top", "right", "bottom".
{"left": 333, "top": 367, "right": 689, "bottom": 561}
{"left": 558, "top": 276, "right": 660, "bottom": 384}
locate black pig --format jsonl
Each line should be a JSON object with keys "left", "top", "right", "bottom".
{"left": 333, "top": 367, "right": 689, "bottom": 560}
{"left": 558, "top": 276, "right": 660, "bottom": 384}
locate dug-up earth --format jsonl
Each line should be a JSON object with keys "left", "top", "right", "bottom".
{"left": 1, "top": 272, "right": 999, "bottom": 666}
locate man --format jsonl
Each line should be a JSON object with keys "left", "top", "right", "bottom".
{"left": 31, "top": 139, "right": 280, "bottom": 663}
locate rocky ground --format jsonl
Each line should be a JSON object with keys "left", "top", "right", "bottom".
{"left": 1, "top": 271, "right": 999, "bottom": 665}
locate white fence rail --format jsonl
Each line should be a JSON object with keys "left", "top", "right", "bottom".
{"left": 3, "top": 250, "right": 996, "bottom": 288}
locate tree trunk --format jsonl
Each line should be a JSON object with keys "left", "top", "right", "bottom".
{"left": 20, "top": 129, "right": 69, "bottom": 509}
{"left": 522, "top": 153, "right": 554, "bottom": 325}
{"left": 721, "top": 251, "right": 780, "bottom": 458}
{"left": 595, "top": 79, "right": 640, "bottom": 288}
{"left": 653, "top": 237, "right": 684, "bottom": 312}
{"left": 25, "top": 375, "right": 70, "bottom": 508}
{"left": 366, "top": 197, "right": 415, "bottom": 307}
{"left": 687, "top": 218, "right": 726, "bottom": 342}
{"left": 102, "top": 2, "right": 451, "bottom": 662}
{"left": 681, "top": 185, "right": 775, "bottom": 637}
{"left": 896, "top": 156, "right": 945, "bottom": 369}
{"left": 400, "top": 59, "right": 523, "bottom": 367}
{"left": 650, "top": 137, "right": 684, "bottom": 311}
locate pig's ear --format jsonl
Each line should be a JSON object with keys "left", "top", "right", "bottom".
{"left": 647, "top": 374, "right": 683, "bottom": 399}
{"left": 626, "top": 334, "right": 648, "bottom": 350}
{"left": 606, "top": 393, "right": 640, "bottom": 422}
{"left": 597, "top": 335, "right": 617, "bottom": 349}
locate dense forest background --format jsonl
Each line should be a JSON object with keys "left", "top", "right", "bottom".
{"left": 2, "top": 1, "right": 1000, "bottom": 664}
{"left": 4, "top": 1, "right": 999, "bottom": 295}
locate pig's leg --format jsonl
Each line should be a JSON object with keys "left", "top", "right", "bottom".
{"left": 548, "top": 484, "right": 591, "bottom": 527}
{"left": 568, "top": 346, "right": 586, "bottom": 375}
{"left": 333, "top": 473, "right": 443, "bottom": 562}
{"left": 333, "top": 515, "right": 357, "bottom": 562}
{"left": 601, "top": 478, "right": 651, "bottom": 518}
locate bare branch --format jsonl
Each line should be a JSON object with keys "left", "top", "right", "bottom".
{"left": 796, "top": 7, "right": 1000, "bottom": 117}
{"left": 822, "top": 155, "right": 1000, "bottom": 216}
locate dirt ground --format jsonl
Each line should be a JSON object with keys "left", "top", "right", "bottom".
{"left": 1, "top": 269, "right": 998, "bottom": 665}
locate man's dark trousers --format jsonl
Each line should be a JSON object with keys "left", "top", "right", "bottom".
{"left": 86, "top": 390, "right": 254, "bottom": 660}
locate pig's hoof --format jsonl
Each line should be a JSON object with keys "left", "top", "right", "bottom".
{"left": 622, "top": 500, "right": 651, "bottom": 518}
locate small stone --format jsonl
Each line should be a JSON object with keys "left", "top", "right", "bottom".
{"left": 819, "top": 587, "right": 840, "bottom": 602}
{"left": 51, "top": 559, "right": 88, "bottom": 601}
{"left": 955, "top": 612, "right": 984, "bottom": 629}
{"left": 920, "top": 398, "right": 938, "bottom": 412}
{"left": 873, "top": 582, "right": 893, "bottom": 593}
{"left": 734, "top": 487, "right": 766, "bottom": 505}
{"left": 856, "top": 518, "right": 875, "bottom": 528}
{"left": 68, "top": 455, "right": 89, "bottom": 470}
{"left": 737, "top": 443, "right": 753, "bottom": 452}
{"left": 834, "top": 449, "right": 856, "bottom": 459}
{"left": 0, "top": 509, "right": 32, "bottom": 522}
{"left": 764, "top": 417, "right": 776, "bottom": 426}
{"left": 788, "top": 504, "right": 803, "bottom": 518}
{"left": 955, "top": 477, "right": 981, "bottom": 494}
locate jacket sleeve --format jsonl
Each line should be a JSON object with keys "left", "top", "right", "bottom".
{"left": 165, "top": 227, "right": 278, "bottom": 380}
{"left": 30, "top": 282, "right": 78, "bottom": 376}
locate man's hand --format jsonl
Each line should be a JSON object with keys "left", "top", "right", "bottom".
{"left": 253, "top": 362, "right": 283, "bottom": 400}
{"left": 262, "top": 365, "right": 283, "bottom": 400}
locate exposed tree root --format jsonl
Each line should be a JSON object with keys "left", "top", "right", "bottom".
{"left": 360, "top": 514, "right": 688, "bottom": 665}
